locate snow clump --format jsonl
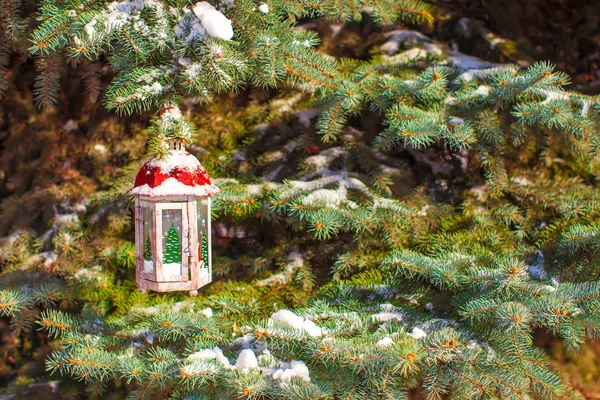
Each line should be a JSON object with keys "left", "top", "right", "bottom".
{"left": 270, "top": 310, "right": 322, "bottom": 337}
{"left": 192, "top": 2, "right": 234, "bottom": 40}
{"left": 235, "top": 349, "right": 258, "bottom": 369}
{"left": 271, "top": 360, "right": 311, "bottom": 382}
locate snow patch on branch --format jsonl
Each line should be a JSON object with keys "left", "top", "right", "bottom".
{"left": 188, "top": 347, "right": 231, "bottom": 367}
{"left": 199, "top": 307, "right": 213, "bottom": 317}
{"left": 131, "top": 179, "right": 219, "bottom": 197}
{"left": 304, "top": 147, "right": 345, "bottom": 169}
{"left": 540, "top": 89, "right": 570, "bottom": 104}
{"left": 380, "top": 30, "right": 431, "bottom": 54}
{"left": 410, "top": 327, "right": 427, "bottom": 339}
{"left": 373, "top": 311, "right": 404, "bottom": 322}
{"left": 235, "top": 349, "right": 258, "bottom": 369}
{"left": 476, "top": 85, "right": 491, "bottom": 96}
{"left": 376, "top": 336, "right": 394, "bottom": 347}
{"left": 271, "top": 360, "right": 310, "bottom": 382}
{"left": 270, "top": 310, "right": 322, "bottom": 337}
{"left": 192, "top": 2, "right": 234, "bottom": 40}
{"left": 372, "top": 303, "right": 407, "bottom": 323}
{"left": 174, "top": 9, "right": 206, "bottom": 42}
{"left": 527, "top": 250, "right": 547, "bottom": 280}
{"left": 256, "top": 249, "right": 304, "bottom": 286}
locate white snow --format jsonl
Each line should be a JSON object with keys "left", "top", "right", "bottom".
{"left": 512, "top": 176, "right": 532, "bottom": 186}
{"left": 373, "top": 312, "right": 404, "bottom": 322}
{"left": 386, "top": 48, "right": 428, "bottom": 64}
{"left": 460, "top": 72, "right": 474, "bottom": 81}
{"left": 292, "top": 39, "right": 311, "bottom": 48}
{"left": 94, "top": 144, "right": 107, "bottom": 154}
{"left": 117, "top": 346, "right": 135, "bottom": 360}
{"left": 475, "top": 85, "right": 491, "bottom": 96}
{"left": 235, "top": 349, "right": 258, "bottom": 369}
{"left": 143, "top": 260, "right": 154, "bottom": 273}
{"left": 178, "top": 57, "right": 191, "bottom": 66}
{"left": 444, "top": 95, "right": 457, "bottom": 105}
{"left": 199, "top": 307, "right": 213, "bottom": 317}
{"left": 270, "top": 310, "right": 322, "bottom": 337}
{"left": 449, "top": 116, "right": 464, "bottom": 126}
{"left": 150, "top": 82, "right": 163, "bottom": 93}
{"left": 417, "top": 205, "right": 430, "bottom": 216}
{"left": 163, "top": 262, "right": 182, "bottom": 276}
{"left": 172, "top": 301, "right": 193, "bottom": 312}
{"left": 380, "top": 29, "right": 430, "bottom": 54}
{"left": 184, "top": 63, "right": 203, "bottom": 79}
{"left": 304, "top": 147, "right": 345, "bottom": 169}
{"left": 104, "top": 0, "right": 164, "bottom": 34}
{"left": 188, "top": 347, "right": 231, "bottom": 367}
{"left": 161, "top": 105, "right": 183, "bottom": 120}
{"left": 544, "top": 285, "right": 557, "bottom": 293}
{"left": 302, "top": 188, "right": 347, "bottom": 207}
{"left": 84, "top": 19, "right": 97, "bottom": 37}
{"left": 63, "top": 119, "right": 79, "bottom": 132}
{"left": 137, "top": 69, "right": 161, "bottom": 83}
{"left": 295, "top": 109, "right": 317, "bottom": 128}
{"left": 540, "top": 89, "right": 570, "bottom": 104}
{"left": 376, "top": 337, "right": 394, "bottom": 347}
{"left": 129, "top": 150, "right": 220, "bottom": 197}
{"left": 145, "top": 332, "right": 154, "bottom": 344}
{"left": 256, "top": 250, "right": 304, "bottom": 286}
{"left": 54, "top": 213, "right": 79, "bottom": 224}
{"left": 372, "top": 304, "right": 405, "bottom": 322}
{"left": 146, "top": 150, "right": 200, "bottom": 170}
{"left": 140, "top": 305, "right": 159, "bottom": 314}
{"left": 181, "top": 362, "right": 214, "bottom": 375}
{"left": 271, "top": 360, "right": 310, "bottom": 382}
{"left": 258, "top": 3, "right": 269, "bottom": 13}
{"left": 264, "top": 151, "right": 284, "bottom": 162}
{"left": 448, "top": 51, "right": 499, "bottom": 70}
{"left": 130, "top": 178, "right": 219, "bottom": 197}
{"left": 301, "top": 320, "right": 322, "bottom": 337}
{"left": 270, "top": 310, "right": 303, "bottom": 328}
{"left": 411, "top": 327, "right": 427, "bottom": 339}
{"left": 192, "top": 2, "right": 234, "bottom": 40}
{"left": 581, "top": 100, "right": 592, "bottom": 117}
{"left": 527, "top": 250, "right": 547, "bottom": 280}
{"left": 173, "top": 10, "right": 207, "bottom": 42}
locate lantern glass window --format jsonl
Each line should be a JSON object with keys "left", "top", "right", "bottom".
{"left": 161, "top": 207, "right": 184, "bottom": 279}
{"left": 197, "top": 198, "right": 211, "bottom": 270}
{"left": 143, "top": 206, "right": 154, "bottom": 275}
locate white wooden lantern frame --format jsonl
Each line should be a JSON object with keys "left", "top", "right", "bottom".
{"left": 134, "top": 195, "right": 212, "bottom": 292}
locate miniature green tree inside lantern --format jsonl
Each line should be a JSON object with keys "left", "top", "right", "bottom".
{"left": 144, "top": 237, "right": 152, "bottom": 261}
{"left": 200, "top": 234, "right": 208, "bottom": 267}
{"left": 163, "top": 224, "right": 182, "bottom": 264}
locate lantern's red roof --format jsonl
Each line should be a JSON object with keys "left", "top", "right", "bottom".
{"left": 129, "top": 150, "right": 219, "bottom": 197}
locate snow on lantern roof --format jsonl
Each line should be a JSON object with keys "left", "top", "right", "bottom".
{"left": 130, "top": 150, "right": 219, "bottom": 197}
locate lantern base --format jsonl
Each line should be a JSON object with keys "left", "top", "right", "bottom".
{"left": 136, "top": 269, "right": 211, "bottom": 293}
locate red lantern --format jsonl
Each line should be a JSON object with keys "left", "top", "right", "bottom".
{"left": 129, "top": 140, "right": 218, "bottom": 295}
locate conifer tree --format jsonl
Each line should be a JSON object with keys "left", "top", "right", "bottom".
{"left": 0, "top": 0, "right": 599, "bottom": 399}
{"left": 144, "top": 236, "right": 152, "bottom": 261}
{"left": 200, "top": 234, "right": 208, "bottom": 266}
{"left": 164, "top": 225, "right": 182, "bottom": 265}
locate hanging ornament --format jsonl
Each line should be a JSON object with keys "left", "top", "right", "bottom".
{"left": 129, "top": 139, "right": 219, "bottom": 295}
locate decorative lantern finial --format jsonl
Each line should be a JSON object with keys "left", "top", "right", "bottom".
{"left": 129, "top": 140, "right": 218, "bottom": 295}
